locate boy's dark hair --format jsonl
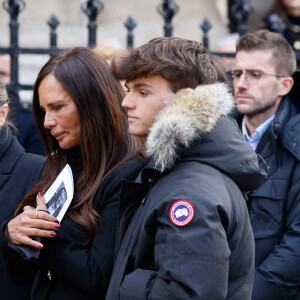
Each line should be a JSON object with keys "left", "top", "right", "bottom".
{"left": 236, "top": 29, "right": 296, "bottom": 76}
{"left": 111, "top": 37, "right": 217, "bottom": 93}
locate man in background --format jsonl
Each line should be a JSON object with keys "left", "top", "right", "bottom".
{"left": 233, "top": 29, "right": 300, "bottom": 300}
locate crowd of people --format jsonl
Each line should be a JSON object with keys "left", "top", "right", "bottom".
{"left": 0, "top": 12, "right": 299, "bottom": 300}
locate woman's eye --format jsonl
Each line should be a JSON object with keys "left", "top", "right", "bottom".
{"left": 140, "top": 91, "right": 148, "bottom": 96}
{"left": 53, "top": 106, "right": 61, "bottom": 111}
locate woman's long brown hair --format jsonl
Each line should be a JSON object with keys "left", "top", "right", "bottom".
{"left": 17, "top": 47, "right": 140, "bottom": 243}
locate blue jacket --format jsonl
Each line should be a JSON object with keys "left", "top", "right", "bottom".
{"left": 247, "top": 96, "right": 300, "bottom": 300}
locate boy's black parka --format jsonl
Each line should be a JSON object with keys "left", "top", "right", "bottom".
{"left": 106, "top": 83, "right": 267, "bottom": 300}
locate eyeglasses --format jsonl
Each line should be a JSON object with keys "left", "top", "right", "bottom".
{"left": 231, "top": 69, "right": 285, "bottom": 83}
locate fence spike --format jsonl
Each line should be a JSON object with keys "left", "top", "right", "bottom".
{"left": 47, "top": 14, "right": 60, "bottom": 50}
{"left": 3, "top": 0, "right": 25, "bottom": 20}
{"left": 157, "top": 0, "right": 179, "bottom": 37}
{"left": 124, "top": 16, "right": 137, "bottom": 49}
{"left": 81, "top": 0, "right": 104, "bottom": 48}
{"left": 200, "top": 18, "right": 212, "bottom": 50}
{"left": 47, "top": 14, "right": 60, "bottom": 30}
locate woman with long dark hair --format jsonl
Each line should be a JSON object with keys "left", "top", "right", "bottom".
{"left": 0, "top": 47, "right": 142, "bottom": 300}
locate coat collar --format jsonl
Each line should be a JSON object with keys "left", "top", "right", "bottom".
{"left": 0, "top": 135, "right": 25, "bottom": 189}
{"left": 270, "top": 96, "right": 295, "bottom": 140}
{"left": 0, "top": 126, "right": 12, "bottom": 159}
{"left": 279, "top": 96, "right": 300, "bottom": 160}
{"left": 146, "top": 82, "right": 235, "bottom": 171}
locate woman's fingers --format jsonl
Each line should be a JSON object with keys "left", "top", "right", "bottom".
{"left": 12, "top": 233, "right": 45, "bottom": 250}
{"left": 16, "top": 211, "right": 59, "bottom": 230}
{"left": 24, "top": 205, "right": 59, "bottom": 223}
{"left": 6, "top": 192, "right": 63, "bottom": 249}
{"left": 22, "top": 236, "right": 44, "bottom": 250}
{"left": 36, "top": 192, "right": 60, "bottom": 223}
{"left": 7, "top": 205, "right": 61, "bottom": 248}
{"left": 23, "top": 205, "right": 34, "bottom": 212}
{"left": 34, "top": 210, "right": 59, "bottom": 224}
{"left": 36, "top": 192, "right": 48, "bottom": 210}
{"left": 16, "top": 225, "right": 58, "bottom": 239}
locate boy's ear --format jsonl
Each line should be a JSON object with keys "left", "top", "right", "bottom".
{"left": 278, "top": 76, "right": 294, "bottom": 97}
{"left": 176, "top": 88, "right": 193, "bottom": 97}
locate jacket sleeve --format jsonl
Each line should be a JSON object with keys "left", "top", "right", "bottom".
{"left": 0, "top": 219, "right": 39, "bottom": 284}
{"left": 0, "top": 153, "right": 44, "bottom": 284}
{"left": 252, "top": 163, "right": 300, "bottom": 300}
{"left": 119, "top": 175, "right": 233, "bottom": 300}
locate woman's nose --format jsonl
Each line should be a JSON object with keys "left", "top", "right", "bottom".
{"left": 43, "top": 111, "right": 56, "bottom": 129}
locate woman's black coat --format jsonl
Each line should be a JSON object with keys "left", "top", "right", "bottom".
{"left": 0, "top": 152, "right": 143, "bottom": 300}
{"left": 0, "top": 127, "right": 45, "bottom": 300}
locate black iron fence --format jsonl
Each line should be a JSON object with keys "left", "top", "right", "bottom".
{"left": 0, "top": 0, "right": 251, "bottom": 127}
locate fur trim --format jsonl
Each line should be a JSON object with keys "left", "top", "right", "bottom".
{"left": 146, "top": 82, "right": 235, "bottom": 171}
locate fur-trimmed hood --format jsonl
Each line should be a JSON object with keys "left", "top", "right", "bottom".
{"left": 145, "top": 82, "right": 266, "bottom": 191}
{"left": 147, "top": 82, "right": 234, "bottom": 170}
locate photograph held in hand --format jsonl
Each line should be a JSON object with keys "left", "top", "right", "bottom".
{"left": 44, "top": 164, "right": 74, "bottom": 223}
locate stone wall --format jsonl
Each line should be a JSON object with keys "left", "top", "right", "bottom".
{"left": 0, "top": 0, "right": 275, "bottom": 101}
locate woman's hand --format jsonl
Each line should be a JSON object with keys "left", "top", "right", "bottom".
{"left": 6, "top": 193, "right": 61, "bottom": 249}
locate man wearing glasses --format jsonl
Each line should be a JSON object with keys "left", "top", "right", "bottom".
{"left": 232, "top": 29, "right": 300, "bottom": 300}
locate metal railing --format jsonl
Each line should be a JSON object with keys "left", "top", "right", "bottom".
{"left": 0, "top": 0, "right": 251, "bottom": 127}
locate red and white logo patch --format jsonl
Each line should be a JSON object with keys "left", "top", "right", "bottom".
{"left": 169, "top": 200, "right": 195, "bottom": 226}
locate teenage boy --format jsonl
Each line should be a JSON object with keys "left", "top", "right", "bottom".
{"left": 106, "top": 37, "right": 266, "bottom": 300}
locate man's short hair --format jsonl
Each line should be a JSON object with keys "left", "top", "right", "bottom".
{"left": 236, "top": 29, "right": 297, "bottom": 76}
{"left": 111, "top": 37, "right": 217, "bottom": 92}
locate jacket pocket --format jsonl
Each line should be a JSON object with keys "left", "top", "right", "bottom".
{"left": 249, "top": 178, "right": 289, "bottom": 240}
{"left": 249, "top": 178, "right": 289, "bottom": 266}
